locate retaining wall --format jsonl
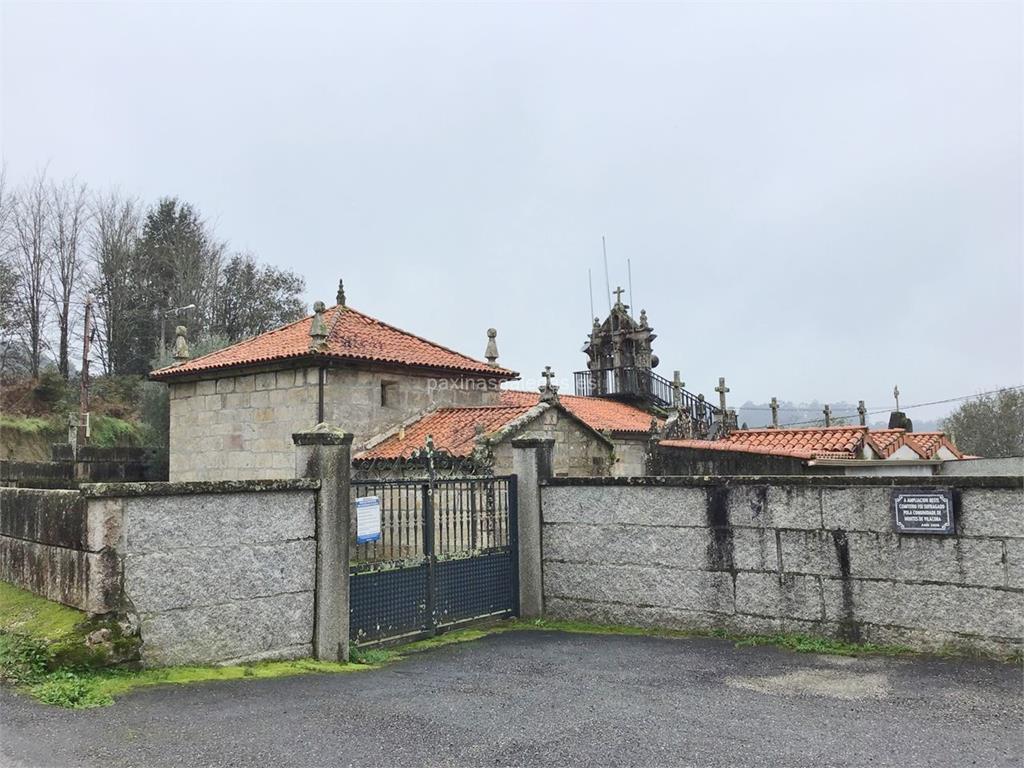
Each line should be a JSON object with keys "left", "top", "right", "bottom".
{"left": 1, "top": 480, "right": 319, "bottom": 666}
{"left": 540, "top": 476, "right": 1024, "bottom": 655}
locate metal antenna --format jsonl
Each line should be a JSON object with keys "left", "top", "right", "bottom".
{"left": 627, "top": 258, "right": 634, "bottom": 317}
{"left": 588, "top": 268, "right": 595, "bottom": 323}
{"left": 602, "top": 236, "right": 612, "bottom": 312}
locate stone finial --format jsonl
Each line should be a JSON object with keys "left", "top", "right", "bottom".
{"left": 823, "top": 404, "right": 832, "bottom": 427}
{"left": 485, "top": 328, "right": 499, "bottom": 367}
{"left": 539, "top": 365, "right": 559, "bottom": 403}
{"left": 309, "top": 301, "right": 328, "bottom": 349}
{"left": 715, "top": 377, "right": 730, "bottom": 413}
{"left": 770, "top": 397, "right": 779, "bottom": 428}
{"left": 857, "top": 400, "right": 867, "bottom": 426}
{"left": 337, "top": 280, "right": 346, "bottom": 307}
{"left": 893, "top": 385, "right": 900, "bottom": 411}
{"left": 639, "top": 309, "right": 648, "bottom": 328}
{"left": 172, "top": 325, "right": 190, "bottom": 364}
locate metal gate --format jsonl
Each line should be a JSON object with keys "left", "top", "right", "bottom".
{"left": 349, "top": 475, "right": 519, "bottom": 646}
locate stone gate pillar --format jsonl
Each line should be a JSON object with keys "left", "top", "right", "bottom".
{"left": 511, "top": 437, "right": 553, "bottom": 619}
{"left": 293, "top": 424, "right": 353, "bottom": 662}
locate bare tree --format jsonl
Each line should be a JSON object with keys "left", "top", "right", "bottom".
{"left": 89, "top": 191, "right": 141, "bottom": 375}
{"left": 0, "top": 164, "right": 24, "bottom": 378}
{"left": 10, "top": 171, "right": 51, "bottom": 378}
{"left": 47, "top": 178, "right": 90, "bottom": 379}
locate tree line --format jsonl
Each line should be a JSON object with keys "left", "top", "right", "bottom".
{"left": 0, "top": 168, "right": 306, "bottom": 380}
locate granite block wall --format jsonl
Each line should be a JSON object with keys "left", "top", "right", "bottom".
{"left": 168, "top": 365, "right": 502, "bottom": 482}
{"left": 0, "top": 488, "right": 120, "bottom": 613}
{"left": 540, "top": 476, "right": 1023, "bottom": 655}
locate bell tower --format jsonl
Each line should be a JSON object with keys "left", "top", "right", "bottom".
{"left": 578, "top": 287, "right": 665, "bottom": 406}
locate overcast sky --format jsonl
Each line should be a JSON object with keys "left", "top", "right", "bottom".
{"left": 2, "top": 1, "right": 1021, "bottom": 422}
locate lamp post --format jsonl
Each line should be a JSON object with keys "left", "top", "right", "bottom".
{"left": 160, "top": 304, "right": 196, "bottom": 364}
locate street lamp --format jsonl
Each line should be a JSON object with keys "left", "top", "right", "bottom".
{"left": 160, "top": 304, "right": 196, "bottom": 364}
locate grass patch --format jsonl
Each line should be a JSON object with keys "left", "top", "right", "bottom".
{"left": 0, "top": 582, "right": 85, "bottom": 641}
{"left": 88, "top": 415, "right": 145, "bottom": 448}
{"left": 0, "top": 415, "right": 59, "bottom": 436}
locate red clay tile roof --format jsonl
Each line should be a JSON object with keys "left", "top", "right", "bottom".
{"left": 358, "top": 404, "right": 537, "bottom": 460}
{"left": 499, "top": 390, "right": 656, "bottom": 435}
{"left": 727, "top": 426, "right": 867, "bottom": 457}
{"left": 151, "top": 305, "right": 518, "bottom": 381}
{"left": 864, "top": 429, "right": 926, "bottom": 459}
{"left": 906, "top": 432, "right": 964, "bottom": 460}
{"left": 663, "top": 425, "right": 963, "bottom": 462}
{"left": 659, "top": 439, "right": 822, "bottom": 460}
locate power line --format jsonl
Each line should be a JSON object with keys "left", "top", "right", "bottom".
{"left": 771, "top": 385, "right": 1023, "bottom": 428}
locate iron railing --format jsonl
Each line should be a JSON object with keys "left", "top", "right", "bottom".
{"left": 573, "top": 366, "right": 719, "bottom": 431}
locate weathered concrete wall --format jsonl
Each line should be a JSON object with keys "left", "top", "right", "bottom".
{"left": 168, "top": 364, "right": 502, "bottom": 482}
{"left": 540, "top": 476, "right": 1024, "bottom": 656}
{"left": 940, "top": 457, "right": 1023, "bottom": 476}
{"left": 492, "top": 408, "right": 613, "bottom": 477}
{"left": 82, "top": 481, "right": 319, "bottom": 666}
{"left": 0, "top": 488, "right": 120, "bottom": 613}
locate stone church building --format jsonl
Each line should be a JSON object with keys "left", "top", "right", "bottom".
{"left": 151, "top": 293, "right": 658, "bottom": 481}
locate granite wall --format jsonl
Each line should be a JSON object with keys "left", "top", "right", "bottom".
{"left": 540, "top": 476, "right": 1023, "bottom": 656}
{"left": 1, "top": 480, "right": 319, "bottom": 666}
{"left": 0, "top": 488, "right": 120, "bottom": 613}
{"left": 168, "top": 364, "right": 501, "bottom": 482}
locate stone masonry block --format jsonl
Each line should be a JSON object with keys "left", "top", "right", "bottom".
{"left": 822, "top": 579, "right": 1023, "bottom": 639}
{"left": 820, "top": 487, "right": 891, "bottom": 532}
{"left": 846, "top": 533, "right": 1005, "bottom": 588}
{"left": 735, "top": 571, "right": 823, "bottom": 621}
{"left": 761, "top": 486, "right": 821, "bottom": 530}
{"left": 732, "top": 527, "right": 779, "bottom": 572}
{"left": 254, "top": 372, "right": 277, "bottom": 390}
{"left": 123, "top": 491, "right": 314, "bottom": 554}
{"left": 1004, "top": 539, "right": 1024, "bottom": 590}
{"left": 778, "top": 529, "right": 841, "bottom": 577}
{"left": 234, "top": 375, "right": 255, "bottom": 393}
{"left": 139, "top": 591, "right": 314, "bottom": 666}
{"left": 196, "top": 380, "right": 217, "bottom": 396}
{"left": 543, "top": 561, "right": 734, "bottom": 614}
{"left": 726, "top": 486, "right": 771, "bottom": 528}
{"left": 540, "top": 486, "right": 706, "bottom": 527}
{"left": 543, "top": 523, "right": 708, "bottom": 570}
{"left": 125, "top": 540, "right": 315, "bottom": 613}
{"left": 216, "top": 378, "right": 235, "bottom": 394}
{"left": 959, "top": 490, "right": 1024, "bottom": 538}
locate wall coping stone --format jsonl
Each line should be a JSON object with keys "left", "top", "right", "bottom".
{"left": 543, "top": 475, "right": 1023, "bottom": 490}
{"left": 292, "top": 425, "right": 354, "bottom": 446}
{"left": 80, "top": 478, "right": 320, "bottom": 498}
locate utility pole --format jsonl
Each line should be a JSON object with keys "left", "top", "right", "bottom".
{"left": 78, "top": 294, "right": 93, "bottom": 448}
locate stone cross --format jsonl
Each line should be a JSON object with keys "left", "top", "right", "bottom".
{"left": 822, "top": 404, "right": 832, "bottom": 427}
{"left": 857, "top": 400, "right": 867, "bottom": 426}
{"left": 485, "top": 328, "right": 499, "bottom": 367}
{"left": 893, "top": 385, "right": 900, "bottom": 411}
{"left": 715, "top": 377, "right": 729, "bottom": 413}
{"left": 613, "top": 286, "right": 625, "bottom": 305}
{"left": 770, "top": 397, "right": 779, "bottom": 428}
{"left": 173, "top": 325, "right": 190, "bottom": 364}
{"left": 539, "top": 365, "right": 560, "bottom": 403}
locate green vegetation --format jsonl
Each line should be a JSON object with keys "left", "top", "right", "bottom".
{"left": 0, "top": 581, "right": 85, "bottom": 640}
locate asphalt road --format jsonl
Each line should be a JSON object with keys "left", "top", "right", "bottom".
{"left": 1, "top": 630, "right": 1021, "bottom": 768}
